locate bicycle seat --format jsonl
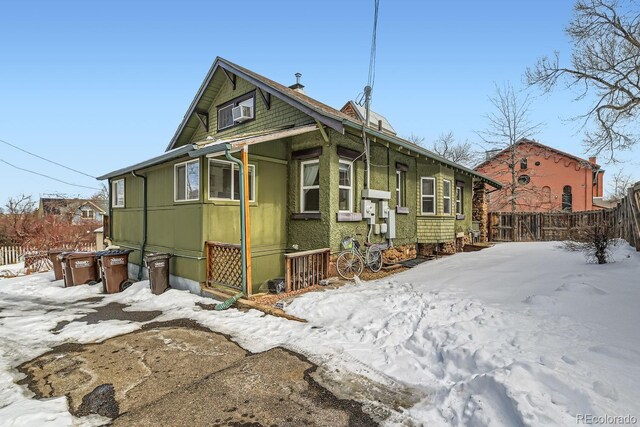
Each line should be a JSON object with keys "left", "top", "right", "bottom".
{"left": 364, "top": 242, "right": 373, "bottom": 247}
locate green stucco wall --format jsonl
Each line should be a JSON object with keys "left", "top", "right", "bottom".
{"left": 284, "top": 128, "right": 475, "bottom": 253}
{"left": 109, "top": 72, "right": 482, "bottom": 289}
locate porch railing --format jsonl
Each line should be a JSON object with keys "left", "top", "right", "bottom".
{"left": 284, "top": 248, "right": 330, "bottom": 292}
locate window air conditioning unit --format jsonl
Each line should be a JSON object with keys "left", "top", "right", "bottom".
{"left": 232, "top": 105, "right": 253, "bottom": 122}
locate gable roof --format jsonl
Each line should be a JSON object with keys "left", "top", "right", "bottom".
{"left": 475, "top": 138, "right": 601, "bottom": 170}
{"left": 40, "top": 198, "right": 107, "bottom": 215}
{"left": 166, "top": 57, "right": 354, "bottom": 151}
{"left": 104, "top": 57, "right": 501, "bottom": 189}
{"left": 340, "top": 101, "right": 396, "bottom": 135}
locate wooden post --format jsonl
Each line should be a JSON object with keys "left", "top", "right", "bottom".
{"left": 205, "top": 242, "right": 210, "bottom": 286}
{"left": 242, "top": 147, "right": 253, "bottom": 297}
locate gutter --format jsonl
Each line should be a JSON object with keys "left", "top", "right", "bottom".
{"left": 131, "top": 171, "right": 147, "bottom": 280}
{"left": 342, "top": 120, "right": 502, "bottom": 189}
{"left": 97, "top": 144, "right": 195, "bottom": 181}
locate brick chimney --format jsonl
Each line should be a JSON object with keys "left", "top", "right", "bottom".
{"left": 589, "top": 156, "right": 597, "bottom": 164}
{"left": 288, "top": 72, "right": 305, "bottom": 93}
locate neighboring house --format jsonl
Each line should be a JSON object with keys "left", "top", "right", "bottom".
{"left": 475, "top": 139, "right": 605, "bottom": 212}
{"left": 38, "top": 198, "right": 107, "bottom": 224}
{"left": 97, "top": 57, "right": 501, "bottom": 295}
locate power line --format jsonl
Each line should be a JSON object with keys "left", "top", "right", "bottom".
{"left": 0, "top": 138, "right": 96, "bottom": 179}
{"left": 0, "top": 159, "right": 101, "bottom": 190}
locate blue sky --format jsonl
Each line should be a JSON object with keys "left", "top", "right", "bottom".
{"left": 1, "top": 0, "right": 638, "bottom": 204}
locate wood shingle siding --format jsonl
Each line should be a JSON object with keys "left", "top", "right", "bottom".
{"left": 187, "top": 78, "right": 314, "bottom": 145}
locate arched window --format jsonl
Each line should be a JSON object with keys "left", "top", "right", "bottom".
{"left": 562, "top": 185, "right": 572, "bottom": 212}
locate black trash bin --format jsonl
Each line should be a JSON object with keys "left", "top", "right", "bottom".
{"left": 97, "top": 250, "right": 133, "bottom": 294}
{"left": 145, "top": 253, "right": 171, "bottom": 295}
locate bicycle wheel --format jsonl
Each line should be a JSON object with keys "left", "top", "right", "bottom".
{"left": 336, "top": 251, "right": 364, "bottom": 280}
{"left": 367, "top": 246, "right": 383, "bottom": 272}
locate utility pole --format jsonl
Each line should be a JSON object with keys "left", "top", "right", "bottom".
{"left": 363, "top": 85, "right": 372, "bottom": 190}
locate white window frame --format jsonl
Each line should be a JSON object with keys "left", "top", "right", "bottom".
{"left": 456, "top": 186, "right": 463, "bottom": 215}
{"left": 301, "top": 159, "right": 320, "bottom": 213}
{"left": 112, "top": 179, "right": 125, "bottom": 208}
{"left": 443, "top": 179, "right": 452, "bottom": 215}
{"left": 217, "top": 104, "right": 234, "bottom": 131}
{"left": 420, "top": 177, "right": 436, "bottom": 215}
{"left": 396, "top": 170, "right": 406, "bottom": 208}
{"left": 208, "top": 158, "right": 256, "bottom": 202}
{"left": 81, "top": 207, "right": 95, "bottom": 219}
{"left": 338, "top": 159, "right": 353, "bottom": 212}
{"left": 174, "top": 159, "right": 200, "bottom": 202}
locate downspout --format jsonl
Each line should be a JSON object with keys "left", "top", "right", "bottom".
{"left": 131, "top": 171, "right": 147, "bottom": 281}
{"left": 215, "top": 144, "right": 247, "bottom": 310}
{"left": 108, "top": 179, "right": 113, "bottom": 241}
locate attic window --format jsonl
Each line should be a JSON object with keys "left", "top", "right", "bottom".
{"left": 520, "top": 158, "right": 528, "bottom": 170}
{"left": 218, "top": 105, "right": 234, "bottom": 130}
{"left": 81, "top": 208, "right": 95, "bottom": 219}
{"left": 216, "top": 91, "right": 256, "bottom": 131}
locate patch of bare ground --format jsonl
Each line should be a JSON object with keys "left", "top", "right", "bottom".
{"left": 18, "top": 320, "right": 379, "bottom": 426}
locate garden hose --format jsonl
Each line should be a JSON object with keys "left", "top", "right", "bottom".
{"left": 214, "top": 292, "right": 244, "bottom": 311}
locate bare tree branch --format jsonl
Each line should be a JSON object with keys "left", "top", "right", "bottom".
{"left": 430, "top": 132, "right": 482, "bottom": 167}
{"left": 606, "top": 168, "right": 635, "bottom": 200}
{"left": 526, "top": 0, "right": 640, "bottom": 161}
{"left": 476, "top": 83, "right": 544, "bottom": 213}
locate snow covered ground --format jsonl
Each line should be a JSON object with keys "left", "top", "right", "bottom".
{"left": 0, "top": 262, "right": 25, "bottom": 278}
{"left": 0, "top": 242, "right": 639, "bottom": 426}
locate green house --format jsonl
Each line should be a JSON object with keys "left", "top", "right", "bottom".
{"left": 97, "top": 57, "right": 500, "bottom": 295}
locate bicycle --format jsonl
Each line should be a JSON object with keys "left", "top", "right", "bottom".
{"left": 336, "top": 234, "right": 383, "bottom": 280}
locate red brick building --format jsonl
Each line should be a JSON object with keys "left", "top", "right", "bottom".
{"left": 475, "top": 139, "right": 605, "bottom": 212}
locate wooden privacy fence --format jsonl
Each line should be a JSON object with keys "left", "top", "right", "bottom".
{"left": 489, "top": 183, "right": 640, "bottom": 249}
{"left": 285, "top": 248, "right": 330, "bottom": 292}
{"left": 0, "top": 243, "right": 97, "bottom": 266}
{"left": 614, "top": 183, "right": 640, "bottom": 250}
{"left": 489, "top": 210, "right": 614, "bottom": 242}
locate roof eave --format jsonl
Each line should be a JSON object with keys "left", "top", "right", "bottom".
{"left": 96, "top": 144, "right": 196, "bottom": 180}
{"left": 165, "top": 58, "right": 345, "bottom": 152}
{"left": 343, "top": 120, "right": 502, "bottom": 189}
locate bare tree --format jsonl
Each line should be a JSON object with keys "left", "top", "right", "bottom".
{"left": 526, "top": 0, "right": 640, "bottom": 162}
{"left": 1, "top": 195, "right": 38, "bottom": 245}
{"left": 476, "top": 83, "right": 543, "bottom": 212}
{"left": 564, "top": 218, "right": 617, "bottom": 263}
{"left": 91, "top": 183, "right": 109, "bottom": 202}
{"left": 606, "top": 169, "right": 635, "bottom": 202}
{"left": 431, "top": 132, "right": 480, "bottom": 167}
{"left": 406, "top": 133, "right": 425, "bottom": 146}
